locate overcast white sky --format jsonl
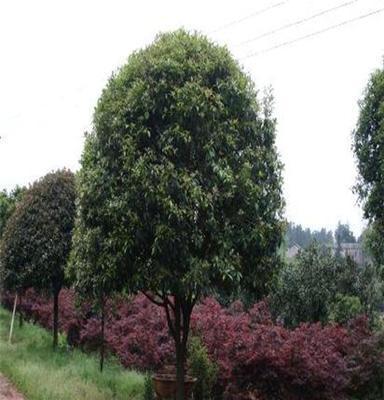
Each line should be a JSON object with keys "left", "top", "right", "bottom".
{"left": 1, "top": 0, "right": 384, "bottom": 235}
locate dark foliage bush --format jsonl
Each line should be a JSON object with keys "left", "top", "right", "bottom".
{"left": 144, "top": 372, "right": 155, "bottom": 400}
{"left": 2, "top": 290, "right": 384, "bottom": 399}
{"left": 188, "top": 336, "right": 218, "bottom": 400}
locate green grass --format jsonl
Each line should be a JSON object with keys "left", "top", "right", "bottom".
{"left": 0, "top": 307, "right": 144, "bottom": 400}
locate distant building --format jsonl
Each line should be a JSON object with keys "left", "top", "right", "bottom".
{"left": 286, "top": 242, "right": 370, "bottom": 266}
{"left": 286, "top": 243, "right": 302, "bottom": 259}
{"left": 338, "top": 243, "right": 369, "bottom": 266}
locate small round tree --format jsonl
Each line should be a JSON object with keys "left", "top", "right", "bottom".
{"left": 0, "top": 189, "right": 31, "bottom": 320}
{"left": 71, "top": 30, "right": 283, "bottom": 399}
{"left": 0, "top": 169, "right": 76, "bottom": 348}
{"left": 68, "top": 134, "right": 121, "bottom": 370}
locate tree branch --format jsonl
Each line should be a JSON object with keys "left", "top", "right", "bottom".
{"left": 166, "top": 295, "right": 176, "bottom": 311}
{"left": 141, "top": 291, "right": 166, "bottom": 307}
{"left": 165, "top": 302, "right": 177, "bottom": 340}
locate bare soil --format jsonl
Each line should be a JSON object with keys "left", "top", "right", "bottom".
{"left": 0, "top": 375, "right": 24, "bottom": 400}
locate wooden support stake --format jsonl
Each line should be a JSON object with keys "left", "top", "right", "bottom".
{"left": 8, "top": 294, "right": 18, "bottom": 344}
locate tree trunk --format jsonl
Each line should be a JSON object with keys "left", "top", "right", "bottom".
{"left": 18, "top": 293, "right": 23, "bottom": 328}
{"left": 175, "top": 340, "right": 186, "bottom": 400}
{"left": 149, "top": 293, "right": 194, "bottom": 400}
{"left": 174, "top": 296, "right": 185, "bottom": 400}
{"left": 53, "top": 290, "right": 60, "bottom": 350}
{"left": 173, "top": 296, "right": 192, "bottom": 400}
{"left": 100, "top": 300, "right": 105, "bottom": 372}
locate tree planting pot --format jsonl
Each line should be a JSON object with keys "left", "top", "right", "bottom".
{"left": 153, "top": 373, "right": 197, "bottom": 399}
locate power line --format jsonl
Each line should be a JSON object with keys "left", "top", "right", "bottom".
{"left": 236, "top": 0, "right": 361, "bottom": 47}
{"left": 210, "top": 1, "right": 288, "bottom": 34}
{"left": 242, "top": 7, "right": 384, "bottom": 59}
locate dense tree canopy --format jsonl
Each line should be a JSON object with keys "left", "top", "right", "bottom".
{"left": 0, "top": 191, "right": 31, "bottom": 294}
{"left": 0, "top": 169, "right": 76, "bottom": 348}
{"left": 354, "top": 65, "right": 384, "bottom": 264}
{"left": 272, "top": 244, "right": 338, "bottom": 326}
{"left": 359, "top": 225, "right": 384, "bottom": 266}
{"left": 71, "top": 30, "right": 284, "bottom": 398}
{"left": 271, "top": 243, "right": 382, "bottom": 327}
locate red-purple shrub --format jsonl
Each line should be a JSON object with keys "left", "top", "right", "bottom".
{"left": 192, "top": 298, "right": 345, "bottom": 399}
{"left": 2, "top": 290, "right": 383, "bottom": 399}
{"left": 191, "top": 299, "right": 383, "bottom": 400}
{"left": 2, "top": 289, "right": 83, "bottom": 334}
{"left": 228, "top": 323, "right": 351, "bottom": 400}
{"left": 345, "top": 318, "right": 384, "bottom": 399}
{"left": 102, "top": 295, "right": 174, "bottom": 370}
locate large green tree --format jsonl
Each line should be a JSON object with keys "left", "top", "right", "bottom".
{"left": 353, "top": 64, "right": 384, "bottom": 264}
{"left": 70, "top": 30, "right": 283, "bottom": 399}
{"left": 0, "top": 170, "right": 76, "bottom": 348}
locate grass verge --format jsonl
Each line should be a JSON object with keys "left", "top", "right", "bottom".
{"left": 0, "top": 306, "right": 144, "bottom": 400}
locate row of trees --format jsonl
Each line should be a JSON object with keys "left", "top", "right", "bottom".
{"left": 0, "top": 31, "right": 284, "bottom": 399}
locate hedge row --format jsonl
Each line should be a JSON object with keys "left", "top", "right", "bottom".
{"left": 2, "top": 289, "right": 384, "bottom": 399}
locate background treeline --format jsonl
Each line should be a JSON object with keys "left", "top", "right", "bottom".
{"left": 285, "top": 221, "right": 359, "bottom": 248}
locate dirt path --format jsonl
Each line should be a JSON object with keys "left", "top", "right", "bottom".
{"left": 0, "top": 375, "right": 25, "bottom": 400}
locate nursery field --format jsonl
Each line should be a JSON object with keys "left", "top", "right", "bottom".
{"left": 1, "top": 27, "right": 384, "bottom": 400}
{"left": 0, "top": 307, "right": 144, "bottom": 400}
